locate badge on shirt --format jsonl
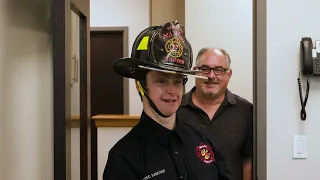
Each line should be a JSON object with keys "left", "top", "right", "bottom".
{"left": 196, "top": 143, "right": 215, "bottom": 165}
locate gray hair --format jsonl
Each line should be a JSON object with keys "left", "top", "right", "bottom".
{"left": 195, "top": 47, "right": 231, "bottom": 67}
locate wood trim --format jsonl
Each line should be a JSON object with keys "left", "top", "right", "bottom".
{"left": 93, "top": 115, "right": 140, "bottom": 127}
{"left": 149, "top": 0, "right": 152, "bottom": 26}
{"left": 90, "top": 26, "right": 128, "bottom": 31}
{"left": 72, "top": 115, "right": 140, "bottom": 127}
{"left": 71, "top": 116, "right": 80, "bottom": 128}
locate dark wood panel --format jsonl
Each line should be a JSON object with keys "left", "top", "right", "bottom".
{"left": 52, "top": 0, "right": 67, "bottom": 179}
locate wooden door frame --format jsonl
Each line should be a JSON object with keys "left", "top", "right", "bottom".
{"left": 253, "top": 0, "right": 266, "bottom": 180}
{"left": 52, "top": 0, "right": 69, "bottom": 179}
{"left": 52, "top": 0, "right": 90, "bottom": 180}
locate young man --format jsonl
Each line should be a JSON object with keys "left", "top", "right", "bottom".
{"left": 102, "top": 21, "right": 231, "bottom": 180}
{"left": 177, "top": 47, "right": 253, "bottom": 180}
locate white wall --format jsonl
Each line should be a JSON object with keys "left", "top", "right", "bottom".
{"left": 97, "top": 128, "right": 132, "bottom": 180}
{"left": 90, "top": 0, "right": 149, "bottom": 115}
{"left": 262, "top": 0, "right": 320, "bottom": 179}
{"left": 185, "top": 0, "right": 253, "bottom": 102}
{"left": 0, "top": 0, "right": 53, "bottom": 179}
{"left": 71, "top": 128, "right": 80, "bottom": 180}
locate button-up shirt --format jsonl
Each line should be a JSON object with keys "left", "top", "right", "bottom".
{"left": 177, "top": 87, "right": 253, "bottom": 180}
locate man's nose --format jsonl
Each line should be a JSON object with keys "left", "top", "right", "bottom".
{"left": 207, "top": 70, "right": 216, "bottom": 79}
{"left": 166, "top": 83, "right": 178, "bottom": 94}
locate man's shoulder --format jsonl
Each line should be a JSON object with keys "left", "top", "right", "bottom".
{"left": 179, "top": 120, "right": 203, "bottom": 132}
{"left": 229, "top": 91, "right": 253, "bottom": 108}
{"left": 179, "top": 120, "right": 213, "bottom": 141}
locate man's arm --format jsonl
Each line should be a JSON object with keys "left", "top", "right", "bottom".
{"left": 103, "top": 150, "right": 137, "bottom": 180}
{"left": 242, "top": 104, "right": 253, "bottom": 180}
{"left": 243, "top": 159, "right": 252, "bottom": 180}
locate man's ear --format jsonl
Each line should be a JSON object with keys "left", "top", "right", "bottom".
{"left": 227, "top": 68, "right": 233, "bottom": 80}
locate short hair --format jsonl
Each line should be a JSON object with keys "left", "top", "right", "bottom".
{"left": 195, "top": 47, "right": 231, "bottom": 67}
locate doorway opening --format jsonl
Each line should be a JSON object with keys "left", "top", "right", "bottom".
{"left": 89, "top": 27, "right": 129, "bottom": 180}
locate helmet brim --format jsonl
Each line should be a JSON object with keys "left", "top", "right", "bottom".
{"left": 112, "top": 57, "right": 206, "bottom": 79}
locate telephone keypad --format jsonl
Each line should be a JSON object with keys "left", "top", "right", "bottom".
{"left": 314, "top": 58, "right": 320, "bottom": 74}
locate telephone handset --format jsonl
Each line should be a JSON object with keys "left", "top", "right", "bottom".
{"left": 298, "top": 37, "right": 320, "bottom": 120}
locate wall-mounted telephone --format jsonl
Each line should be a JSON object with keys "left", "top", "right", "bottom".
{"left": 300, "top": 37, "right": 320, "bottom": 75}
{"left": 298, "top": 37, "right": 320, "bottom": 120}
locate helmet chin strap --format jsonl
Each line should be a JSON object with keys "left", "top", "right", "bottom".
{"left": 136, "top": 81, "right": 170, "bottom": 118}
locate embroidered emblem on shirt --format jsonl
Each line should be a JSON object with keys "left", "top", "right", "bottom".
{"left": 142, "top": 169, "right": 166, "bottom": 180}
{"left": 196, "top": 143, "right": 215, "bottom": 165}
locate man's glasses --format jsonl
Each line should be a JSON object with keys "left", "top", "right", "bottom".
{"left": 196, "top": 66, "right": 229, "bottom": 75}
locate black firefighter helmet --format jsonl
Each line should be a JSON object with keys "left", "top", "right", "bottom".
{"left": 112, "top": 20, "right": 201, "bottom": 78}
{"left": 112, "top": 20, "right": 205, "bottom": 117}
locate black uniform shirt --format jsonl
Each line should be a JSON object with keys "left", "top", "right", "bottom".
{"left": 177, "top": 87, "right": 253, "bottom": 180}
{"left": 103, "top": 111, "right": 231, "bottom": 180}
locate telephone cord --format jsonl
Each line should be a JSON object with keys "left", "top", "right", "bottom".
{"left": 297, "top": 77, "right": 310, "bottom": 121}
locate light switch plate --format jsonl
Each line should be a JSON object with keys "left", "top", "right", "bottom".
{"left": 292, "top": 135, "right": 307, "bottom": 159}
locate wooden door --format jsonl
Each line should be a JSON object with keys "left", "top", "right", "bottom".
{"left": 90, "top": 31, "right": 124, "bottom": 116}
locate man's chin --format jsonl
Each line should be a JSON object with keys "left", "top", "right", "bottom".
{"left": 160, "top": 109, "right": 177, "bottom": 117}
{"left": 160, "top": 112, "right": 175, "bottom": 117}
{"left": 203, "top": 89, "right": 219, "bottom": 97}
{"left": 202, "top": 86, "right": 218, "bottom": 94}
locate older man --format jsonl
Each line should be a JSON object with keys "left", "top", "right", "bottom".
{"left": 177, "top": 47, "right": 253, "bottom": 180}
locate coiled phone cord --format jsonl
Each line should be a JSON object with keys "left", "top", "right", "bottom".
{"left": 297, "top": 73, "right": 310, "bottom": 121}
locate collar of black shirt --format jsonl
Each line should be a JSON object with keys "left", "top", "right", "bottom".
{"left": 139, "top": 111, "right": 186, "bottom": 148}
{"left": 181, "top": 86, "right": 236, "bottom": 108}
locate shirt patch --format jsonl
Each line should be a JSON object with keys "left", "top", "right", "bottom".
{"left": 142, "top": 169, "right": 166, "bottom": 180}
{"left": 196, "top": 143, "right": 215, "bottom": 165}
